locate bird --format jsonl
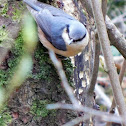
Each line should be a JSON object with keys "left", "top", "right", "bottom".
{"left": 23, "top": 0, "right": 89, "bottom": 57}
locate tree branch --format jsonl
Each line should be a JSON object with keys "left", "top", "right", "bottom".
{"left": 63, "top": 115, "right": 90, "bottom": 126}
{"left": 49, "top": 50, "right": 79, "bottom": 107}
{"left": 106, "top": 16, "right": 126, "bottom": 59}
{"left": 48, "top": 49, "right": 125, "bottom": 125}
{"left": 47, "top": 103, "right": 124, "bottom": 123}
{"left": 87, "top": 33, "right": 100, "bottom": 95}
{"left": 102, "top": 0, "right": 107, "bottom": 19}
{"left": 90, "top": 0, "right": 126, "bottom": 125}
{"left": 79, "top": 0, "right": 126, "bottom": 59}
{"left": 106, "top": 59, "right": 126, "bottom": 126}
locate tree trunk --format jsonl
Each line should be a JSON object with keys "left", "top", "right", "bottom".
{"left": 8, "top": 43, "right": 76, "bottom": 126}
{"left": 0, "top": 0, "right": 95, "bottom": 126}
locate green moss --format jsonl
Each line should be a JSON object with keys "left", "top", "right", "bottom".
{"left": 30, "top": 100, "right": 56, "bottom": 118}
{"left": 0, "top": 1, "right": 25, "bottom": 20}
{"left": 8, "top": 33, "right": 24, "bottom": 73}
{"left": 32, "top": 44, "right": 57, "bottom": 82}
{"left": 33, "top": 45, "right": 74, "bottom": 85}
{"left": 62, "top": 59, "right": 74, "bottom": 87}
{"left": 0, "top": 3, "right": 9, "bottom": 17}
{"left": 0, "top": 31, "right": 24, "bottom": 86}
{"left": 0, "top": 27, "right": 8, "bottom": 43}
{"left": 12, "top": 2, "right": 25, "bottom": 22}
{"left": 33, "top": 46, "right": 74, "bottom": 84}
{"left": 0, "top": 106, "right": 12, "bottom": 126}
{"left": 0, "top": 70, "right": 8, "bottom": 86}
{"left": 0, "top": 25, "right": 73, "bottom": 124}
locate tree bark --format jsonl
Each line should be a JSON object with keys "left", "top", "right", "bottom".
{"left": 0, "top": 0, "right": 76, "bottom": 125}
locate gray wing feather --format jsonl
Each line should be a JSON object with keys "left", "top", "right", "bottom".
{"left": 36, "top": 10, "right": 67, "bottom": 51}
{"left": 32, "top": 1, "right": 75, "bottom": 20}
{"left": 24, "top": 0, "right": 69, "bottom": 51}
{"left": 36, "top": 9, "right": 53, "bottom": 42}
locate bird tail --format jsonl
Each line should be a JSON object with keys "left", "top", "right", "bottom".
{"left": 23, "top": 0, "right": 41, "bottom": 11}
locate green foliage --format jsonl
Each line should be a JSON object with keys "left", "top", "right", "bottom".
{"left": 30, "top": 100, "right": 56, "bottom": 118}
{"left": 0, "top": 106, "right": 12, "bottom": 126}
{"left": 108, "top": 0, "right": 126, "bottom": 7}
{"left": 107, "top": 0, "right": 126, "bottom": 18}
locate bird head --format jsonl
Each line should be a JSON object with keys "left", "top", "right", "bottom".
{"left": 66, "top": 21, "right": 87, "bottom": 45}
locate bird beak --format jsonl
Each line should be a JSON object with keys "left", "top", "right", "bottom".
{"left": 68, "top": 39, "right": 73, "bottom": 45}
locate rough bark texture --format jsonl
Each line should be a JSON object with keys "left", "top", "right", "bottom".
{"left": 91, "top": 0, "right": 126, "bottom": 125}
{"left": 67, "top": 0, "right": 95, "bottom": 125}
{"left": 0, "top": 0, "right": 76, "bottom": 126}
{"left": 0, "top": 0, "right": 96, "bottom": 125}
{"left": 106, "top": 16, "right": 126, "bottom": 59}
{"left": 8, "top": 44, "right": 75, "bottom": 126}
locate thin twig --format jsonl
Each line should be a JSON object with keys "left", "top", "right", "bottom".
{"left": 102, "top": 0, "right": 107, "bottom": 19}
{"left": 95, "top": 84, "right": 112, "bottom": 109}
{"left": 90, "top": 0, "right": 126, "bottom": 125}
{"left": 106, "top": 59, "right": 126, "bottom": 126}
{"left": 47, "top": 103, "right": 124, "bottom": 123}
{"left": 112, "top": 12, "right": 126, "bottom": 24}
{"left": 79, "top": 0, "right": 126, "bottom": 59}
{"left": 84, "top": 2, "right": 105, "bottom": 120}
{"left": 87, "top": 33, "right": 100, "bottom": 95}
{"left": 49, "top": 50, "right": 79, "bottom": 107}
{"left": 49, "top": 50, "right": 92, "bottom": 125}
{"left": 48, "top": 50, "right": 125, "bottom": 125}
{"left": 63, "top": 115, "right": 90, "bottom": 126}
{"left": 118, "top": 59, "right": 126, "bottom": 88}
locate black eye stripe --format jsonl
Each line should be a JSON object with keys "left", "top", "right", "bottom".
{"left": 73, "top": 33, "right": 86, "bottom": 42}
{"left": 66, "top": 25, "right": 87, "bottom": 42}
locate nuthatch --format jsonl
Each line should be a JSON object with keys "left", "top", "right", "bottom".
{"left": 23, "top": 0, "right": 89, "bottom": 57}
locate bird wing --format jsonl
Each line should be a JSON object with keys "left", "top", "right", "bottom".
{"left": 27, "top": 0, "right": 75, "bottom": 20}
{"left": 36, "top": 9, "right": 67, "bottom": 51}
{"left": 24, "top": 0, "right": 70, "bottom": 51}
{"left": 36, "top": 9, "right": 53, "bottom": 43}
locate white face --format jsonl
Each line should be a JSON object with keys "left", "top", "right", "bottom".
{"left": 62, "top": 27, "right": 88, "bottom": 46}
{"left": 62, "top": 28, "right": 89, "bottom": 56}
{"left": 62, "top": 28, "right": 72, "bottom": 45}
